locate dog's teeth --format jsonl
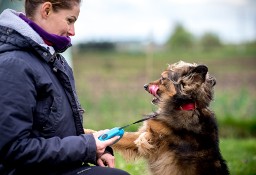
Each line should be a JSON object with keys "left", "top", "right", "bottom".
{"left": 152, "top": 97, "right": 160, "bottom": 105}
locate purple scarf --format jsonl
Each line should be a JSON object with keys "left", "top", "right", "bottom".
{"left": 19, "top": 13, "right": 72, "bottom": 53}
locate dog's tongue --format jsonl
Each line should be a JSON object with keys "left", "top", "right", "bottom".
{"left": 149, "top": 85, "right": 159, "bottom": 96}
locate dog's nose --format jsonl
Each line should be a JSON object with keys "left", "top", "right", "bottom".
{"left": 144, "top": 84, "right": 148, "bottom": 90}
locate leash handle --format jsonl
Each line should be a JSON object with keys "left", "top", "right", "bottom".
{"left": 98, "top": 127, "right": 124, "bottom": 144}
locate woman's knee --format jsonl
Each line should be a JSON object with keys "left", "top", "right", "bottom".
{"left": 62, "top": 166, "right": 130, "bottom": 175}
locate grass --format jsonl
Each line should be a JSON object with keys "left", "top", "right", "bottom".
{"left": 71, "top": 45, "right": 256, "bottom": 175}
{"left": 213, "top": 90, "right": 256, "bottom": 138}
{"left": 220, "top": 138, "right": 256, "bottom": 175}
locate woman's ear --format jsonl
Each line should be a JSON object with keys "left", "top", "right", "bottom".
{"left": 40, "top": 2, "right": 53, "bottom": 18}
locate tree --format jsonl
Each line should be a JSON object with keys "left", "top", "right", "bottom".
{"left": 199, "top": 32, "right": 222, "bottom": 50}
{"left": 166, "top": 23, "right": 195, "bottom": 50}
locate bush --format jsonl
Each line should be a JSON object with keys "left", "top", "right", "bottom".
{"left": 199, "top": 32, "right": 222, "bottom": 50}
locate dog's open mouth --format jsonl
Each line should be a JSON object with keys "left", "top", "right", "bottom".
{"left": 148, "top": 85, "right": 160, "bottom": 104}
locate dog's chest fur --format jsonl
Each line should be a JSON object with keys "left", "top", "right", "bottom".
{"left": 134, "top": 110, "right": 224, "bottom": 175}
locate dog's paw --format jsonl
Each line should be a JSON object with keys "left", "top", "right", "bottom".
{"left": 134, "top": 132, "right": 154, "bottom": 156}
{"left": 84, "top": 129, "right": 96, "bottom": 134}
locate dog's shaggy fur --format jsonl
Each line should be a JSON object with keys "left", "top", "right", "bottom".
{"left": 110, "top": 61, "right": 229, "bottom": 175}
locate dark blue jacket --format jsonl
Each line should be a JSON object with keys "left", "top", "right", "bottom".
{"left": 0, "top": 22, "right": 98, "bottom": 174}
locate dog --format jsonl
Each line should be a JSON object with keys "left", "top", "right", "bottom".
{"left": 109, "top": 61, "right": 229, "bottom": 175}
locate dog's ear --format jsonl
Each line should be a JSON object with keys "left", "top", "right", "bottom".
{"left": 179, "top": 65, "right": 209, "bottom": 94}
{"left": 192, "top": 65, "right": 208, "bottom": 78}
{"left": 190, "top": 65, "right": 208, "bottom": 84}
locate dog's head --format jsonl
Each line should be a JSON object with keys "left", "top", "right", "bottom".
{"left": 144, "top": 61, "right": 216, "bottom": 111}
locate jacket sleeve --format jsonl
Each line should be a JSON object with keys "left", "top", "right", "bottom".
{"left": 0, "top": 55, "right": 97, "bottom": 167}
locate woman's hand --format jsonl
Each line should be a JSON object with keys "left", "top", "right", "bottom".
{"left": 92, "top": 130, "right": 119, "bottom": 160}
{"left": 97, "top": 152, "right": 115, "bottom": 167}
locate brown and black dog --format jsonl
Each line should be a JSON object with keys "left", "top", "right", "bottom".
{"left": 110, "top": 61, "right": 229, "bottom": 175}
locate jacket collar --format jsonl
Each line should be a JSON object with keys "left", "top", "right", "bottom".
{"left": 0, "top": 9, "right": 44, "bottom": 46}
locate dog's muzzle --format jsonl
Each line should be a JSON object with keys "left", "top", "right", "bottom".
{"left": 144, "top": 84, "right": 159, "bottom": 97}
{"left": 144, "top": 84, "right": 148, "bottom": 90}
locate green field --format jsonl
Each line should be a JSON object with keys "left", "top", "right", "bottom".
{"left": 72, "top": 45, "right": 256, "bottom": 175}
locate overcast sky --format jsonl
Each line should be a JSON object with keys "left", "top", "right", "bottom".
{"left": 73, "top": 0, "right": 256, "bottom": 45}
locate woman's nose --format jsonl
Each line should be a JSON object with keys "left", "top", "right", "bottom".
{"left": 68, "top": 25, "right": 75, "bottom": 36}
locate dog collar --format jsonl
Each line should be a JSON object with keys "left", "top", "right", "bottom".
{"left": 177, "top": 103, "right": 196, "bottom": 111}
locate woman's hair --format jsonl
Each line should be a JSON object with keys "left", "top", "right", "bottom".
{"left": 25, "top": 0, "right": 81, "bottom": 17}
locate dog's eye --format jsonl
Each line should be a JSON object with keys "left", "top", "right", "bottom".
{"left": 180, "top": 81, "right": 185, "bottom": 88}
{"left": 160, "top": 77, "right": 166, "bottom": 84}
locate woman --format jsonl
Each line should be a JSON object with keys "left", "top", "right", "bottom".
{"left": 0, "top": 1, "right": 129, "bottom": 175}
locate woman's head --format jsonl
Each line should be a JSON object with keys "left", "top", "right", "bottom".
{"left": 25, "top": 0, "right": 81, "bottom": 18}
{"left": 24, "top": 0, "right": 81, "bottom": 37}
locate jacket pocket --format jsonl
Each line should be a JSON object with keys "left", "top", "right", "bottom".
{"left": 33, "top": 96, "right": 61, "bottom": 137}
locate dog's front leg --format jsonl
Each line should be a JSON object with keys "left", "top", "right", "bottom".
{"left": 84, "top": 129, "right": 96, "bottom": 134}
{"left": 111, "top": 132, "right": 141, "bottom": 161}
{"left": 112, "top": 132, "right": 140, "bottom": 149}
